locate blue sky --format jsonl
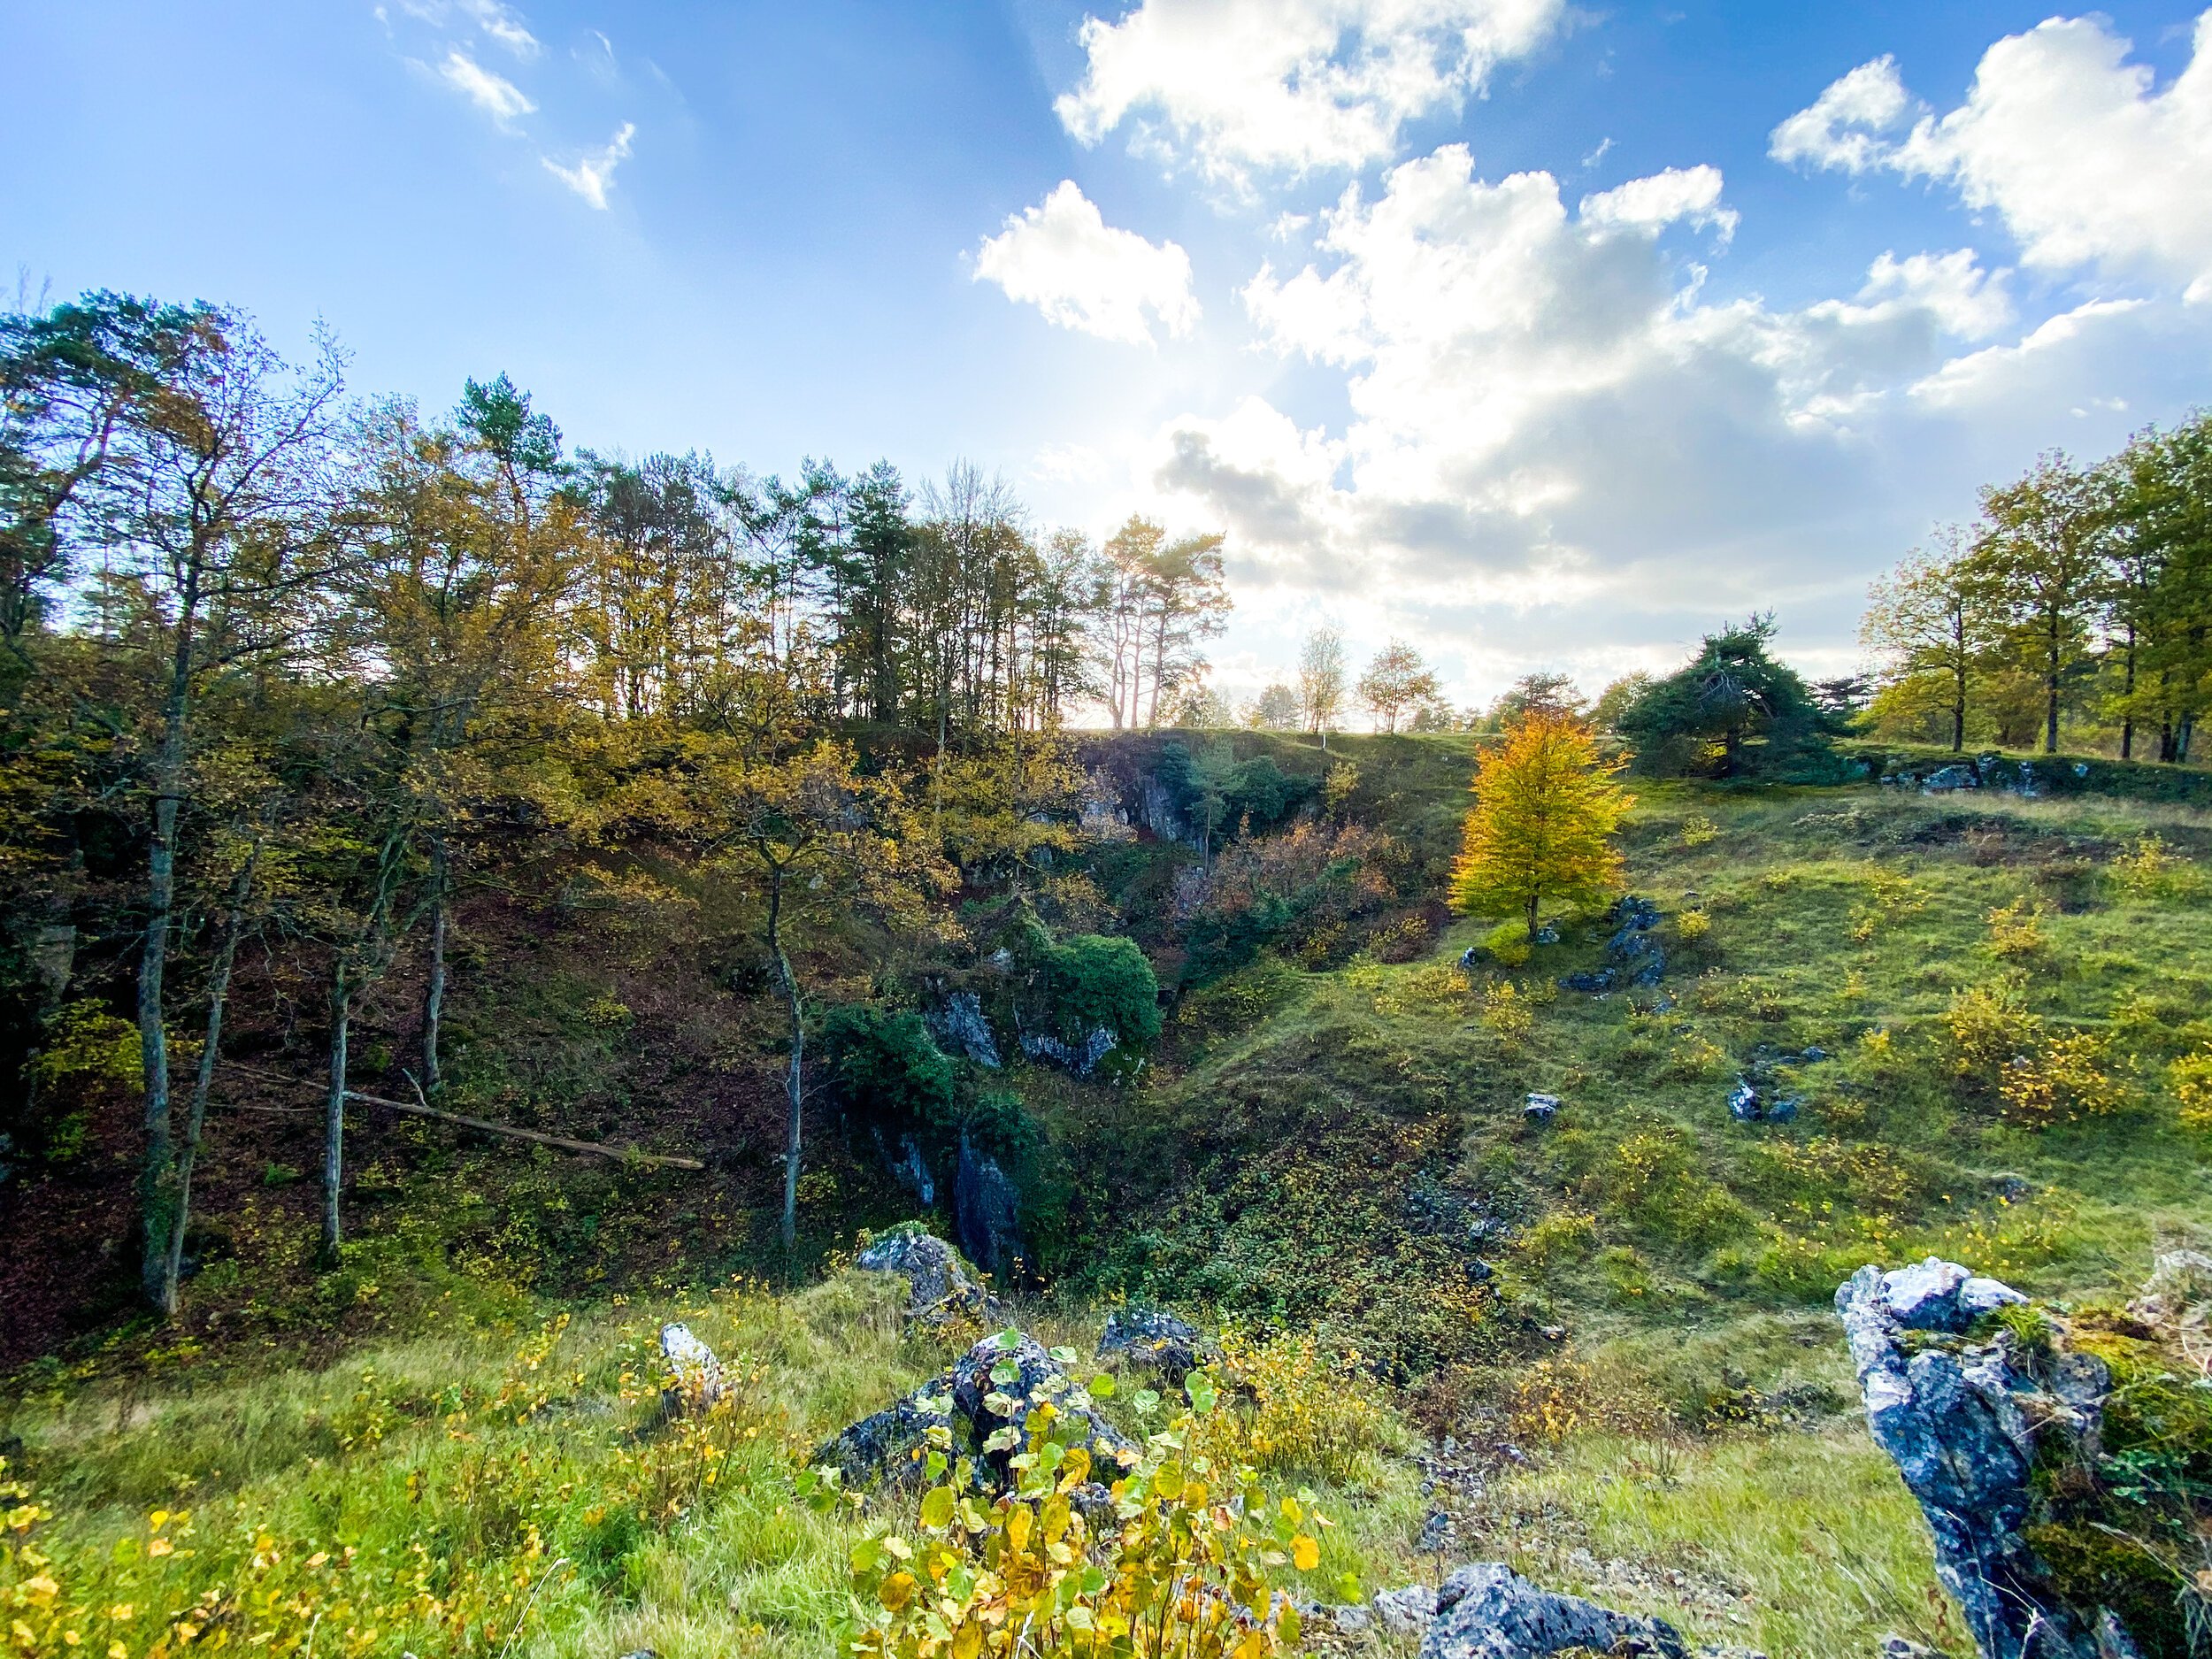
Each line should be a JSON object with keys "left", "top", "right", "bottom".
{"left": 6, "top": 1, "right": 2211, "bottom": 709}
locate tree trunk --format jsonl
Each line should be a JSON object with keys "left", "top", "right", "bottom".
{"left": 421, "top": 839, "right": 448, "bottom": 1094}
{"left": 2120, "top": 625, "right": 2137, "bottom": 761}
{"left": 1525, "top": 891, "right": 1540, "bottom": 944}
{"left": 159, "top": 844, "right": 257, "bottom": 1317}
{"left": 767, "top": 869, "right": 805, "bottom": 1252}
{"left": 2044, "top": 610, "right": 2062, "bottom": 755}
{"left": 137, "top": 605, "right": 198, "bottom": 1312}
{"left": 322, "top": 962, "right": 350, "bottom": 1265}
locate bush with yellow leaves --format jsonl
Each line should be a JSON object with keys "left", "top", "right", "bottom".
{"left": 1191, "top": 1333, "right": 1402, "bottom": 1489}
{"left": 831, "top": 1379, "right": 1340, "bottom": 1659}
{"left": 1984, "top": 897, "right": 2049, "bottom": 961}
{"left": 2167, "top": 1050, "right": 2212, "bottom": 1135}
{"left": 1482, "top": 979, "right": 1533, "bottom": 1045}
{"left": 1944, "top": 979, "right": 2124, "bottom": 1128}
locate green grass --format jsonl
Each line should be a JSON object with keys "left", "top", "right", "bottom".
{"left": 12, "top": 764, "right": 2212, "bottom": 1659}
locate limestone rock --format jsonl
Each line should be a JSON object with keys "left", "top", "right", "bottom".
{"left": 658, "top": 1322, "right": 723, "bottom": 1416}
{"left": 1372, "top": 1584, "right": 1438, "bottom": 1635}
{"left": 949, "top": 1332, "right": 1135, "bottom": 1484}
{"left": 1097, "top": 1308, "right": 1216, "bottom": 1385}
{"left": 1836, "top": 1261, "right": 2100, "bottom": 1659}
{"left": 1018, "top": 1025, "right": 1118, "bottom": 1076}
{"left": 954, "top": 1135, "right": 1026, "bottom": 1286}
{"left": 856, "top": 1225, "right": 1003, "bottom": 1326}
{"left": 929, "top": 991, "right": 1002, "bottom": 1068}
{"left": 1419, "top": 1563, "right": 1687, "bottom": 1659}
{"left": 809, "top": 1376, "right": 956, "bottom": 1491}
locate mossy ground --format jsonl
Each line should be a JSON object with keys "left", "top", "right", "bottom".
{"left": 9, "top": 750, "right": 2212, "bottom": 1659}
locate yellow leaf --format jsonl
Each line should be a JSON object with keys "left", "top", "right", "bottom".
{"left": 879, "top": 1571, "right": 918, "bottom": 1613}
{"left": 1292, "top": 1536, "right": 1319, "bottom": 1572}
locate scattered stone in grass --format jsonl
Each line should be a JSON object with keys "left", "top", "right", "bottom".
{"left": 855, "top": 1224, "right": 1005, "bottom": 1326}
{"left": 1524, "top": 1093, "right": 1561, "bottom": 1123}
{"left": 658, "top": 1322, "right": 723, "bottom": 1416}
{"left": 1728, "top": 1079, "right": 1760, "bottom": 1121}
{"left": 1420, "top": 1562, "right": 1689, "bottom": 1659}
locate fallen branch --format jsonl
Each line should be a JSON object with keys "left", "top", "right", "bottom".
{"left": 217, "top": 1060, "right": 705, "bottom": 1170}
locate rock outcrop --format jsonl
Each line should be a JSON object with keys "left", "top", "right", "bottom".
{"left": 855, "top": 1225, "right": 1004, "bottom": 1326}
{"left": 1418, "top": 1563, "right": 1688, "bottom": 1659}
{"left": 929, "top": 991, "right": 1002, "bottom": 1068}
{"left": 812, "top": 1330, "right": 1134, "bottom": 1511}
{"left": 1097, "top": 1308, "right": 1216, "bottom": 1385}
{"left": 1561, "top": 895, "right": 1667, "bottom": 995}
{"left": 953, "top": 1135, "right": 1026, "bottom": 1286}
{"left": 1836, "top": 1258, "right": 2112, "bottom": 1659}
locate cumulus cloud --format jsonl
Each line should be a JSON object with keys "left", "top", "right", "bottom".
{"left": 1773, "top": 12, "right": 2212, "bottom": 290}
{"left": 435, "top": 49, "right": 535, "bottom": 124}
{"left": 1161, "top": 146, "right": 2062, "bottom": 624}
{"left": 1768, "top": 56, "right": 1916, "bottom": 173}
{"left": 1055, "top": 0, "right": 1565, "bottom": 182}
{"left": 542, "top": 121, "right": 635, "bottom": 209}
{"left": 1578, "top": 164, "right": 1737, "bottom": 241}
{"left": 973, "top": 181, "right": 1201, "bottom": 344}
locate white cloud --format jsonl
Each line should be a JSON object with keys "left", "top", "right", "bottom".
{"left": 973, "top": 181, "right": 1201, "bottom": 344}
{"left": 542, "top": 121, "right": 635, "bottom": 209}
{"left": 1768, "top": 56, "right": 1915, "bottom": 173}
{"left": 1579, "top": 164, "right": 1737, "bottom": 241}
{"left": 1055, "top": 0, "right": 1565, "bottom": 182}
{"left": 1774, "top": 12, "right": 2212, "bottom": 289}
{"left": 1161, "top": 146, "right": 2057, "bottom": 622}
{"left": 435, "top": 49, "right": 535, "bottom": 124}
{"left": 1909, "top": 298, "right": 2147, "bottom": 409}
{"left": 462, "top": 0, "right": 539, "bottom": 58}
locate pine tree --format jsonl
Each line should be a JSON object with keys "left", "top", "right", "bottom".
{"left": 1450, "top": 713, "right": 1632, "bottom": 941}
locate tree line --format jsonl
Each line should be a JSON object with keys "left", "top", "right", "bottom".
{"left": 0, "top": 290, "right": 1234, "bottom": 1314}
{"left": 1862, "top": 417, "right": 2212, "bottom": 761}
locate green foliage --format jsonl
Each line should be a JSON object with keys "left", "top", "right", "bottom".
{"left": 1035, "top": 933, "right": 1162, "bottom": 1052}
{"left": 821, "top": 1003, "right": 963, "bottom": 1149}
{"left": 1618, "top": 615, "right": 1826, "bottom": 779}
{"left": 834, "top": 1386, "right": 1327, "bottom": 1659}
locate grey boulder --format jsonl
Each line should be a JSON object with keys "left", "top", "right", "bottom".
{"left": 1419, "top": 1563, "right": 1687, "bottom": 1659}
{"left": 855, "top": 1225, "right": 1005, "bottom": 1326}
{"left": 1098, "top": 1308, "right": 1216, "bottom": 1384}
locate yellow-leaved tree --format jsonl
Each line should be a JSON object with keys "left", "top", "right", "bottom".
{"left": 1451, "top": 712, "right": 1632, "bottom": 941}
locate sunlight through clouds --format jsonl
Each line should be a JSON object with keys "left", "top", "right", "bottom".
{"left": 1056, "top": 0, "right": 1565, "bottom": 182}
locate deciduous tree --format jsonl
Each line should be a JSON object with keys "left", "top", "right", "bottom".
{"left": 1451, "top": 713, "right": 1632, "bottom": 942}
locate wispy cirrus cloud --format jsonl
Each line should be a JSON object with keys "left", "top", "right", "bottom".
{"left": 542, "top": 121, "right": 636, "bottom": 209}
{"left": 434, "top": 48, "right": 535, "bottom": 125}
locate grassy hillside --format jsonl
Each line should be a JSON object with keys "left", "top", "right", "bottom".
{"left": 6, "top": 742, "right": 2210, "bottom": 1659}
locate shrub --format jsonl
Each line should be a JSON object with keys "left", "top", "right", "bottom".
{"left": 1674, "top": 908, "right": 1711, "bottom": 941}
{"left": 820, "top": 1004, "right": 963, "bottom": 1150}
{"left": 1518, "top": 1210, "right": 1598, "bottom": 1269}
{"left": 2109, "top": 834, "right": 2204, "bottom": 903}
{"left": 1985, "top": 897, "right": 2049, "bottom": 961}
{"left": 1505, "top": 1356, "right": 1667, "bottom": 1444}
{"left": 1998, "top": 1030, "right": 2124, "bottom": 1127}
{"left": 1943, "top": 978, "right": 2042, "bottom": 1093}
{"left": 1194, "top": 1332, "right": 1404, "bottom": 1487}
{"left": 1037, "top": 934, "right": 1162, "bottom": 1052}
{"left": 1173, "top": 955, "right": 1302, "bottom": 1036}
{"left": 1678, "top": 813, "right": 1719, "bottom": 847}
{"left": 2170, "top": 1051, "right": 2212, "bottom": 1135}
{"left": 833, "top": 1378, "right": 1334, "bottom": 1659}
{"left": 1482, "top": 979, "right": 1532, "bottom": 1044}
